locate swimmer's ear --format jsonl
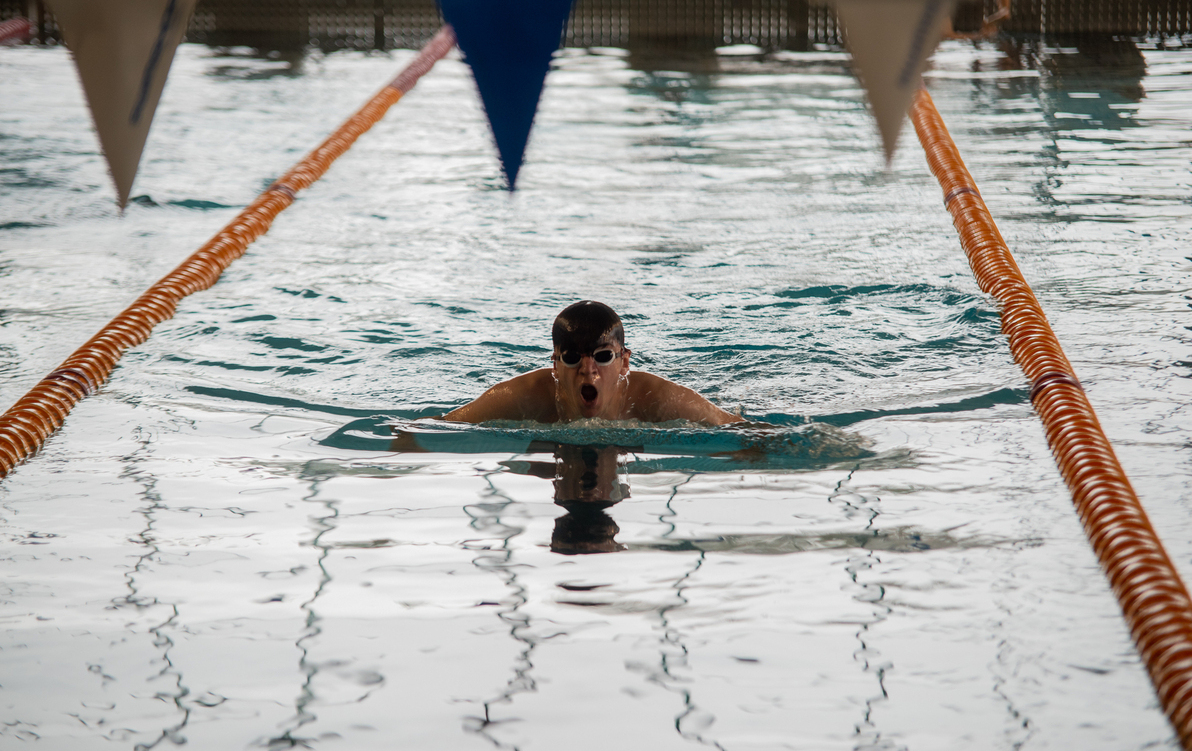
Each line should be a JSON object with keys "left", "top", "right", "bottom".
{"left": 620, "top": 347, "right": 631, "bottom": 375}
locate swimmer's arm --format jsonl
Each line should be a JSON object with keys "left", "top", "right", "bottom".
{"left": 442, "top": 369, "right": 557, "bottom": 424}
{"left": 631, "top": 372, "right": 744, "bottom": 426}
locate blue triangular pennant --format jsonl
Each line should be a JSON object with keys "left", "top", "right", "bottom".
{"left": 438, "top": 0, "right": 575, "bottom": 189}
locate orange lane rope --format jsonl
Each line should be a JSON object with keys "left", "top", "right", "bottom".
{"left": 0, "top": 25, "right": 457, "bottom": 479}
{"left": 910, "top": 86, "right": 1192, "bottom": 748}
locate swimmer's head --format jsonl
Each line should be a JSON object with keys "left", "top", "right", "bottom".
{"left": 552, "top": 301, "right": 630, "bottom": 419}
{"left": 552, "top": 301, "right": 625, "bottom": 358}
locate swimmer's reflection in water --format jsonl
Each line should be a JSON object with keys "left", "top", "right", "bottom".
{"left": 390, "top": 430, "right": 629, "bottom": 554}
{"left": 494, "top": 443, "right": 629, "bottom": 555}
{"left": 542, "top": 444, "right": 629, "bottom": 555}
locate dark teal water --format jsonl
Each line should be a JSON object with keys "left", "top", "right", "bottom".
{"left": 1, "top": 36, "right": 1190, "bottom": 750}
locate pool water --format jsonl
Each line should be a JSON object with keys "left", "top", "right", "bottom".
{"left": 2, "top": 34, "right": 1191, "bottom": 750}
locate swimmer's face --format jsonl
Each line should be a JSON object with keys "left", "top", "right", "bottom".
{"left": 552, "top": 336, "right": 630, "bottom": 420}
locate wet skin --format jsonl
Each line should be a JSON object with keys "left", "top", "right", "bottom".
{"left": 441, "top": 342, "right": 742, "bottom": 426}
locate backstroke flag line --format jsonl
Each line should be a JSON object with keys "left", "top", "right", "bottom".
{"left": 43, "top": 0, "right": 953, "bottom": 199}
{"left": 47, "top": 0, "right": 196, "bottom": 208}
{"left": 834, "top": 0, "right": 956, "bottom": 160}
{"left": 437, "top": 0, "right": 575, "bottom": 189}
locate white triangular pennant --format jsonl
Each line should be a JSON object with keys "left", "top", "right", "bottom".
{"left": 835, "top": 0, "right": 955, "bottom": 159}
{"left": 47, "top": 0, "right": 196, "bottom": 208}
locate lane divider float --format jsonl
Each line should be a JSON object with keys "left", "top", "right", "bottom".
{"left": 0, "top": 17, "right": 31, "bottom": 45}
{"left": 910, "top": 86, "right": 1192, "bottom": 749}
{"left": 0, "top": 26, "right": 457, "bottom": 478}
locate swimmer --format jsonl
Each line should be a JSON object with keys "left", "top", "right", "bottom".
{"left": 443, "top": 301, "right": 743, "bottom": 426}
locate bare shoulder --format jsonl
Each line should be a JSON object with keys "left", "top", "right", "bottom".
{"left": 626, "top": 371, "right": 743, "bottom": 426}
{"left": 443, "top": 368, "right": 557, "bottom": 423}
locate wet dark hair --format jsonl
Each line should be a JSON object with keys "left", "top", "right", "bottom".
{"left": 551, "top": 301, "right": 625, "bottom": 354}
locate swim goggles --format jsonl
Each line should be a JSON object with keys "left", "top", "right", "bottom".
{"left": 556, "top": 348, "right": 622, "bottom": 368}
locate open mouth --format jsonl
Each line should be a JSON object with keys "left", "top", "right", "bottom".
{"left": 580, "top": 384, "right": 598, "bottom": 404}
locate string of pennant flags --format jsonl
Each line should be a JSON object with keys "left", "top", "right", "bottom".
{"left": 39, "top": 0, "right": 957, "bottom": 203}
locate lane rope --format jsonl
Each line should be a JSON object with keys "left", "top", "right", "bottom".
{"left": 910, "top": 86, "right": 1192, "bottom": 749}
{"left": 0, "top": 17, "right": 32, "bottom": 44}
{"left": 0, "top": 25, "right": 457, "bottom": 478}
